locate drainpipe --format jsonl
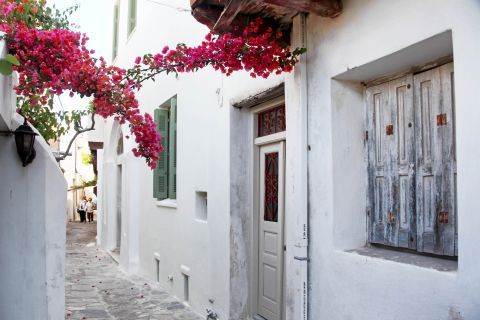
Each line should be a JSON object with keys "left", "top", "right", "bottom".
{"left": 286, "top": 12, "right": 309, "bottom": 320}
{"left": 294, "top": 13, "right": 309, "bottom": 320}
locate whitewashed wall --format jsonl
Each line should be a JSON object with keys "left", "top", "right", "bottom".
{"left": 98, "top": 1, "right": 308, "bottom": 319}
{"left": 98, "top": 1, "right": 231, "bottom": 318}
{"left": 306, "top": 0, "right": 480, "bottom": 319}
{"left": 0, "top": 39, "right": 67, "bottom": 320}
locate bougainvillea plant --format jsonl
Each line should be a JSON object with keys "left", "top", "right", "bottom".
{"left": 0, "top": 0, "right": 305, "bottom": 169}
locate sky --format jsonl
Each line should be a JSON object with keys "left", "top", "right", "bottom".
{"left": 45, "top": 0, "right": 113, "bottom": 149}
{"left": 48, "top": 0, "right": 112, "bottom": 60}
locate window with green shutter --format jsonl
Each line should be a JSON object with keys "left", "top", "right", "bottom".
{"left": 112, "top": 0, "right": 120, "bottom": 60}
{"left": 153, "top": 96, "right": 177, "bottom": 201}
{"left": 168, "top": 98, "right": 177, "bottom": 199}
{"left": 127, "top": 0, "right": 137, "bottom": 37}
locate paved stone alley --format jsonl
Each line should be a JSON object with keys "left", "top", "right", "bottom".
{"left": 66, "top": 222, "right": 203, "bottom": 320}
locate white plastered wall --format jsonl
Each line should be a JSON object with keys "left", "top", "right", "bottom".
{"left": 0, "top": 39, "right": 67, "bottom": 320}
{"left": 306, "top": 0, "right": 480, "bottom": 319}
{"left": 98, "top": 1, "right": 231, "bottom": 318}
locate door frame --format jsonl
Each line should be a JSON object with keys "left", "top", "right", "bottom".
{"left": 250, "top": 96, "right": 286, "bottom": 319}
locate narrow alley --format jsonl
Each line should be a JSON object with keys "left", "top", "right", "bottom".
{"left": 65, "top": 222, "right": 202, "bottom": 320}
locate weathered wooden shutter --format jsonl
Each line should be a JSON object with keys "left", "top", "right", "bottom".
{"left": 414, "top": 62, "right": 456, "bottom": 256}
{"left": 366, "top": 76, "right": 416, "bottom": 249}
{"left": 153, "top": 108, "right": 169, "bottom": 200}
{"left": 168, "top": 98, "right": 177, "bottom": 199}
{"left": 127, "top": 0, "right": 137, "bottom": 36}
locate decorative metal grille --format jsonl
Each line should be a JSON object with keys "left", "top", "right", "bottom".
{"left": 258, "top": 105, "right": 286, "bottom": 137}
{"left": 264, "top": 152, "right": 279, "bottom": 222}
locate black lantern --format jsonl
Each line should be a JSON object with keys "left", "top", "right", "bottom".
{"left": 14, "top": 119, "right": 38, "bottom": 167}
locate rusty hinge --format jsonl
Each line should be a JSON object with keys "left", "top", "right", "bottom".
{"left": 438, "top": 211, "right": 449, "bottom": 224}
{"left": 386, "top": 125, "right": 394, "bottom": 136}
{"left": 387, "top": 212, "right": 395, "bottom": 224}
{"left": 437, "top": 113, "right": 447, "bottom": 126}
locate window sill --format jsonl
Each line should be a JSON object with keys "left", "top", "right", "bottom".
{"left": 346, "top": 246, "right": 457, "bottom": 272}
{"left": 156, "top": 199, "right": 177, "bottom": 209}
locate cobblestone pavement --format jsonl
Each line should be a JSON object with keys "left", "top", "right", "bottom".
{"left": 66, "top": 222, "right": 202, "bottom": 320}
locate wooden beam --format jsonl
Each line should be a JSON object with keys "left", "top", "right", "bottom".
{"left": 262, "top": 0, "right": 342, "bottom": 17}
{"left": 190, "top": 0, "right": 206, "bottom": 8}
{"left": 213, "top": 0, "right": 250, "bottom": 33}
{"left": 191, "top": 5, "right": 223, "bottom": 30}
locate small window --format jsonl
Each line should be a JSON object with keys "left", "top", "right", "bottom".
{"left": 195, "top": 191, "right": 208, "bottom": 221}
{"left": 154, "top": 257, "right": 160, "bottom": 283}
{"left": 183, "top": 273, "right": 189, "bottom": 302}
{"left": 112, "top": 0, "right": 120, "bottom": 60}
{"left": 257, "top": 105, "right": 286, "bottom": 137}
{"left": 153, "top": 96, "right": 177, "bottom": 200}
{"left": 127, "top": 0, "right": 137, "bottom": 37}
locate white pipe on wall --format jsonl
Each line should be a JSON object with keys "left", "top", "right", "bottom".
{"left": 297, "top": 13, "right": 309, "bottom": 320}
{"left": 285, "top": 12, "right": 309, "bottom": 320}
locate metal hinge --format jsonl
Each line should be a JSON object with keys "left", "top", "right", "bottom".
{"left": 437, "top": 113, "right": 447, "bottom": 126}
{"left": 386, "top": 125, "right": 394, "bottom": 136}
{"left": 438, "top": 211, "right": 449, "bottom": 224}
{"left": 387, "top": 212, "right": 396, "bottom": 224}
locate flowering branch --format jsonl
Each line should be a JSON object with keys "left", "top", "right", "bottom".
{"left": 0, "top": 1, "right": 305, "bottom": 169}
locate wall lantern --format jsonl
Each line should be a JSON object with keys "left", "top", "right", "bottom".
{"left": 0, "top": 119, "right": 38, "bottom": 167}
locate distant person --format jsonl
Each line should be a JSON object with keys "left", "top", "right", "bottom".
{"left": 86, "top": 198, "right": 94, "bottom": 223}
{"left": 77, "top": 197, "right": 87, "bottom": 223}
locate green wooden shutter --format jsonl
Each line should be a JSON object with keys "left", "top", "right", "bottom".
{"left": 127, "top": 0, "right": 137, "bottom": 36}
{"left": 153, "top": 108, "right": 169, "bottom": 200}
{"left": 168, "top": 98, "right": 177, "bottom": 199}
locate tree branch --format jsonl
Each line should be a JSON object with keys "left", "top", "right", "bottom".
{"left": 55, "top": 112, "right": 96, "bottom": 161}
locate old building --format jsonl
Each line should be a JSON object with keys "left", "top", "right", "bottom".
{"left": 96, "top": 0, "right": 480, "bottom": 319}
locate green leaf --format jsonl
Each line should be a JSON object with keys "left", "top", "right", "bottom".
{"left": 0, "top": 60, "right": 13, "bottom": 76}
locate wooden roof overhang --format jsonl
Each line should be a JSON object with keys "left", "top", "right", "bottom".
{"left": 190, "top": 0, "right": 342, "bottom": 36}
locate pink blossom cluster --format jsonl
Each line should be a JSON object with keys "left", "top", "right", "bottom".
{"left": 134, "top": 17, "right": 302, "bottom": 80}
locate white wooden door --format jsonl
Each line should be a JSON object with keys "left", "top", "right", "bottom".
{"left": 258, "top": 141, "right": 285, "bottom": 320}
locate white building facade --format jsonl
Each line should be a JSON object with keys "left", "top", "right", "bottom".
{"left": 97, "top": 1, "right": 480, "bottom": 319}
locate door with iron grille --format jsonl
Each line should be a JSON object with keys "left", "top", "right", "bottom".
{"left": 257, "top": 141, "right": 285, "bottom": 320}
